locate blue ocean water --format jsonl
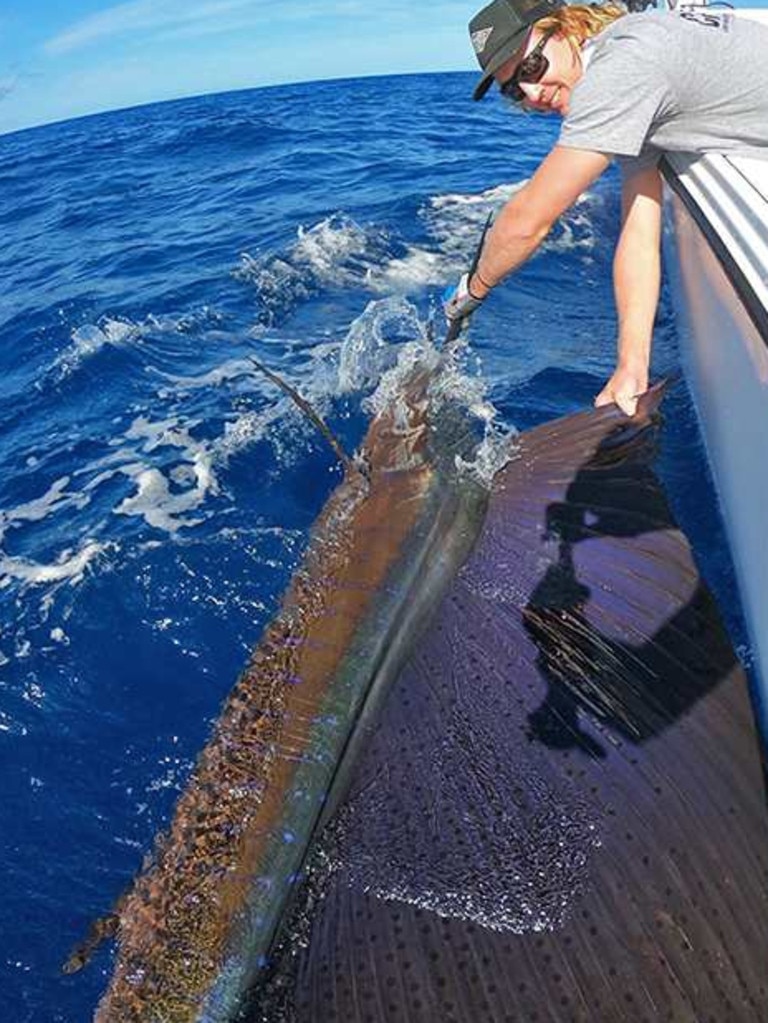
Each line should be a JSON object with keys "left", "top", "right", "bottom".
{"left": 0, "top": 74, "right": 748, "bottom": 1021}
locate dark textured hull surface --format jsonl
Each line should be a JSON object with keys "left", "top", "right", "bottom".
{"left": 255, "top": 394, "right": 768, "bottom": 1022}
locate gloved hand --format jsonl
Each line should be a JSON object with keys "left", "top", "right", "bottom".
{"left": 443, "top": 272, "right": 485, "bottom": 323}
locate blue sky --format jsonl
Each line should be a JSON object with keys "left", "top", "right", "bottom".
{"left": 2, "top": 1, "right": 767, "bottom": 136}
{"left": 0, "top": 0, "right": 474, "bottom": 135}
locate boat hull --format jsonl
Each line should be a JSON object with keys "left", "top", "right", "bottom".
{"left": 663, "top": 150, "right": 768, "bottom": 732}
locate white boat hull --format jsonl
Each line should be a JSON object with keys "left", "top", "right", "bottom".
{"left": 663, "top": 151, "right": 768, "bottom": 728}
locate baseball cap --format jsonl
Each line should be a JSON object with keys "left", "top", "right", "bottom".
{"left": 469, "top": 0, "right": 567, "bottom": 100}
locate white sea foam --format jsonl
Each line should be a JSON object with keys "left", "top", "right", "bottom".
{"left": 237, "top": 193, "right": 512, "bottom": 310}
{"left": 374, "top": 246, "right": 444, "bottom": 291}
{"left": 429, "top": 182, "right": 524, "bottom": 228}
{"left": 25, "top": 414, "right": 224, "bottom": 537}
{"left": 148, "top": 357, "right": 255, "bottom": 391}
{"left": 0, "top": 711, "right": 27, "bottom": 734}
{"left": 234, "top": 181, "right": 599, "bottom": 343}
{"left": 102, "top": 415, "right": 220, "bottom": 532}
{"left": 215, "top": 404, "right": 288, "bottom": 462}
{"left": 130, "top": 417, "right": 217, "bottom": 491}
{"left": 541, "top": 193, "right": 599, "bottom": 255}
{"left": 428, "top": 181, "right": 597, "bottom": 253}
{"left": 115, "top": 465, "right": 207, "bottom": 532}
{"left": 0, "top": 477, "right": 88, "bottom": 544}
{"left": 349, "top": 183, "right": 518, "bottom": 294}
{"left": 0, "top": 540, "right": 107, "bottom": 587}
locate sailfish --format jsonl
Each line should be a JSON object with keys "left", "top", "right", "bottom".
{"left": 66, "top": 335, "right": 768, "bottom": 1020}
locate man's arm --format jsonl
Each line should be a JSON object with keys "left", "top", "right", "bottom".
{"left": 471, "top": 145, "right": 611, "bottom": 296}
{"left": 594, "top": 162, "right": 662, "bottom": 415}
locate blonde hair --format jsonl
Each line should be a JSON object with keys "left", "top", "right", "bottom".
{"left": 536, "top": 3, "right": 626, "bottom": 51}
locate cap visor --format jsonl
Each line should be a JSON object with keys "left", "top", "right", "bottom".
{"left": 471, "top": 32, "right": 528, "bottom": 101}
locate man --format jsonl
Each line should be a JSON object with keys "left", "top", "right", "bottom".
{"left": 446, "top": 0, "right": 768, "bottom": 414}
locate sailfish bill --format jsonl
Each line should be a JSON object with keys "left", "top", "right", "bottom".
{"left": 69, "top": 357, "right": 768, "bottom": 1022}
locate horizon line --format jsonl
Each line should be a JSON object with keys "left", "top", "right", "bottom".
{"left": 0, "top": 66, "right": 476, "bottom": 141}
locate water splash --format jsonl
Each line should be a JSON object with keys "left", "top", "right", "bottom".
{"left": 358, "top": 325, "right": 515, "bottom": 488}
{"left": 337, "top": 297, "right": 428, "bottom": 393}
{"left": 372, "top": 181, "right": 601, "bottom": 294}
{"left": 236, "top": 214, "right": 393, "bottom": 325}
{"left": 231, "top": 181, "right": 601, "bottom": 340}
{"left": 291, "top": 216, "right": 391, "bottom": 282}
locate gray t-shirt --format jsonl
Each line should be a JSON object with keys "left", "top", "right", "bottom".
{"left": 559, "top": 11, "right": 768, "bottom": 170}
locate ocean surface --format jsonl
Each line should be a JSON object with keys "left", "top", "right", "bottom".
{"left": 0, "top": 74, "right": 750, "bottom": 1021}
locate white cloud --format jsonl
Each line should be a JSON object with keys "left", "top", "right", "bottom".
{"left": 43, "top": 0, "right": 259, "bottom": 56}
{"left": 43, "top": 0, "right": 468, "bottom": 56}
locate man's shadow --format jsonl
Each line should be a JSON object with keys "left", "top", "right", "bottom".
{"left": 521, "top": 410, "right": 737, "bottom": 758}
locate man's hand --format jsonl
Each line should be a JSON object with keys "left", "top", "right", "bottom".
{"left": 443, "top": 273, "right": 484, "bottom": 323}
{"left": 594, "top": 364, "right": 648, "bottom": 417}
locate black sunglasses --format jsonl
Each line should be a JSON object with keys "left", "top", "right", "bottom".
{"left": 499, "top": 28, "right": 557, "bottom": 104}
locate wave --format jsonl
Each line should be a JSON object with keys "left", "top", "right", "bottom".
{"left": 47, "top": 308, "right": 227, "bottom": 384}
{"left": 49, "top": 318, "right": 143, "bottom": 382}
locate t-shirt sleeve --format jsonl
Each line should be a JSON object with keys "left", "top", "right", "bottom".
{"left": 559, "top": 33, "right": 670, "bottom": 158}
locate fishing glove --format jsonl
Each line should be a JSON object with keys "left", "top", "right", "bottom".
{"left": 443, "top": 272, "right": 485, "bottom": 322}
